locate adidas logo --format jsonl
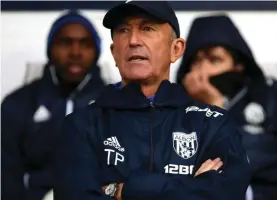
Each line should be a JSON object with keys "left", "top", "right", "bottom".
{"left": 104, "top": 136, "right": 125, "bottom": 152}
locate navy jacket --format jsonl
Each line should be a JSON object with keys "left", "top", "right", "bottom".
{"left": 176, "top": 15, "right": 277, "bottom": 200}
{"left": 1, "top": 65, "right": 105, "bottom": 200}
{"left": 54, "top": 80, "right": 251, "bottom": 200}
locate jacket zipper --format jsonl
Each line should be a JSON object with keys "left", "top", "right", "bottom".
{"left": 148, "top": 101, "right": 154, "bottom": 172}
{"left": 65, "top": 98, "right": 74, "bottom": 116}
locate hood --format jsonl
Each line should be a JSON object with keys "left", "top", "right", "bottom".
{"left": 46, "top": 10, "right": 102, "bottom": 64}
{"left": 44, "top": 10, "right": 104, "bottom": 90}
{"left": 176, "top": 14, "right": 264, "bottom": 84}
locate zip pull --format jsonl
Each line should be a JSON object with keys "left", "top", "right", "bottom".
{"left": 65, "top": 99, "right": 74, "bottom": 116}
{"left": 150, "top": 101, "right": 155, "bottom": 108}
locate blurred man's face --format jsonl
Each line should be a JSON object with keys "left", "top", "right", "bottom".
{"left": 50, "top": 23, "right": 96, "bottom": 83}
{"left": 189, "top": 46, "right": 240, "bottom": 76}
{"left": 110, "top": 14, "right": 185, "bottom": 85}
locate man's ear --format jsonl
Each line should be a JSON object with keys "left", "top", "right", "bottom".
{"left": 110, "top": 43, "right": 115, "bottom": 57}
{"left": 170, "top": 38, "right": 186, "bottom": 63}
{"left": 110, "top": 43, "right": 118, "bottom": 68}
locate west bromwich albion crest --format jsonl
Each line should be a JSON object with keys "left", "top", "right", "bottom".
{"left": 173, "top": 132, "right": 198, "bottom": 159}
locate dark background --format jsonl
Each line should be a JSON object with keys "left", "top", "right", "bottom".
{"left": 2, "top": 1, "right": 277, "bottom": 11}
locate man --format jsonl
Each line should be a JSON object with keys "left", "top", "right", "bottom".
{"left": 1, "top": 10, "right": 105, "bottom": 200}
{"left": 54, "top": 2, "right": 250, "bottom": 200}
{"left": 176, "top": 15, "right": 277, "bottom": 200}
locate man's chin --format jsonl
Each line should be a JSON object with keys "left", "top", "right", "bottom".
{"left": 63, "top": 73, "right": 86, "bottom": 84}
{"left": 124, "top": 75, "right": 157, "bottom": 85}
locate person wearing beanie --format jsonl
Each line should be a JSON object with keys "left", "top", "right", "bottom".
{"left": 176, "top": 14, "right": 277, "bottom": 200}
{"left": 1, "top": 10, "right": 105, "bottom": 200}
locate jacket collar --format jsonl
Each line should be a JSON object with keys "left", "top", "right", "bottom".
{"left": 40, "top": 64, "right": 105, "bottom": 98}
{"left": 96, "top": 80, "right": 192, "bottom": 109}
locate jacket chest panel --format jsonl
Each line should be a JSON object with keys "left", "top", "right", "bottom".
{"left": 98, "top": 109, "right": 203, "bottom": 179}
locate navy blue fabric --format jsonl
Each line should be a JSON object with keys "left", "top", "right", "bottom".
{"left": 231, "top": 80, "right": 277, "bottom": 200}
{"left": 47, "top": 10, "right": 101, "bottom": 61}
{"left": 176, "top": 14, "right": 264, "bottom": 84}
{"left": 54, "top": 80, "right": 251, "bottom": 200}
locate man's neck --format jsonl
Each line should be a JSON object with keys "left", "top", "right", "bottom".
{"left": 122, "top": 78, "right": 167, "bottom": 98}
{"left": 140, "top": 82, "right": 161, "bottom": 98}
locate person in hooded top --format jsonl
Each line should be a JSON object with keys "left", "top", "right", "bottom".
{"left": 1, "top": 10, "right": 106, "bottom": 200}
{"left": 54, "top": 2, "right": 250, "bottom": 200}
{"left": 176, "top": 14, "right": 277, "bottom": 200}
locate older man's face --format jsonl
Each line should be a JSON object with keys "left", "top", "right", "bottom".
{"left": 110, "top": 15, "right": 175, "bottom": 83}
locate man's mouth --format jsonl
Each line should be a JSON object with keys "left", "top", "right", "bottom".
{"left": 128, "top": 55, "right": 148, "bottom": 62}
{"left": 68, "top": 65, "right": 83, "bottom": 74}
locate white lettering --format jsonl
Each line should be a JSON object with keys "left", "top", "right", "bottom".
{"left": 115, "top": 152, "right": 124, "bottom": 165}
{"left": 186, "top": 106, "right": 199, "bottom": 113}
{"left": 103, "top": 141, "right": 125, "bottom": 152}
{"left": 213, "top": 112, "right": 224, "bottom": 117}
{"left": 206, "top": 109, "right": 213, "bottom": 117}
{"left": 105, "top": 149, "right": 124, "bottom": 166}
{"left": 164, "top": 164, "right": 194, "bottom": 175}
{"left": 105, "top": 149, "right": 115, "bottom": 165}
{"left": 179, "top": 165, "right": 190, "bottom": 175}
{"left": 198, "top": 108, "right": 208, "bottom": 112}
{"left": 185, "top": 106, "right": 223, "bottom": 118}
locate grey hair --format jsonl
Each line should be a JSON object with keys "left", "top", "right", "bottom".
{"left": 171, "top": 30, "right": 177, "bottom": 40}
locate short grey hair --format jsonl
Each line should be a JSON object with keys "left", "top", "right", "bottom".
{"left": 171, "top": 30, "right": 177, "bottom": 40}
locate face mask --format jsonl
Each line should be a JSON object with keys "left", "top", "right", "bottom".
{"left": 209, "top": 71, "right": 246, "bottom": 98}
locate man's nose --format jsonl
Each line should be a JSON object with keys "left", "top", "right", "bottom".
{"left": 196, "top": 59, "right": 212, "bottom": 72}
{"left": 129, "top": 30, "right": 142, "bottom": 47}
{"left": 69, "top": 42, "right": 81, "bottom": 57}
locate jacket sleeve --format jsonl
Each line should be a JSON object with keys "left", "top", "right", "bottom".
{"left": 122, "top": 117, "right": 251, "bottom": 200}
{"left": 1, "top": 96, "right": 26, "bottom": 200}
{"left": 53, "top": 110, "right": 112, "bottom": 200}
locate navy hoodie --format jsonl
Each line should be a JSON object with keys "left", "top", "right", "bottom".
{"left": 1, "top": 10, "right": 105, "bottom": 200}
{"left": 54, "top": 80, "right": 251, "bottom": 200}
{"left": 176, "top": 15, "right": 277, "bottom": 200}
{"left": 176, "top": 15, "right": 264, "bottom": 84}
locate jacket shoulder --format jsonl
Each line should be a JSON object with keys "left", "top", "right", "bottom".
{"left": 2, "top": 80, "right": 40, "bottom": 114}
{"left": 62, "top": 103, "right": 103, "bottom": 147}
{"left": 183, "top": 100, "right": 231, "bottom": 137}
{"left": 65, "top": 102, "right": 101, "bottom": 129}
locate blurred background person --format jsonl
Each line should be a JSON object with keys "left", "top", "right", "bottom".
{"left": 176, "top": 14, "right": 277, "bottom": 200}
{"left": 1, "top": 10, "right": 106, "bottom": 200}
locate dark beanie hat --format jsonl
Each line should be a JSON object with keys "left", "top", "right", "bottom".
{"left": 46, "top": 10, "right": 101, "bottom": 60}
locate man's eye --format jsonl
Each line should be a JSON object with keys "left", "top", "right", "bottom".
{"left": 191, "top": 58, "right": 201, "bottom": 66}
{"left": 80, "top": 39, "right": 94, "bottom": 48}
{"left": 57, "top": 38, "right": 71, "bottom": 46}
{"left": 119, "top": 28, "right": 128, "bottom": 33}
{"left": 143, "top": 26, "right": 154, "bottom": 31}
{"left": 210, "top": 57, "right": 222, "bottom": 64}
